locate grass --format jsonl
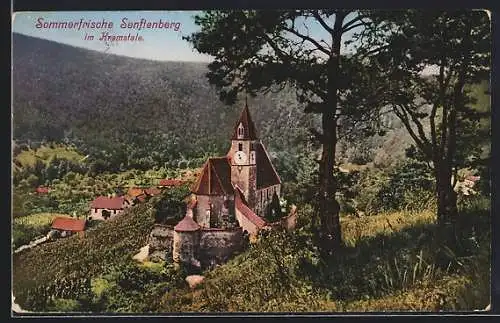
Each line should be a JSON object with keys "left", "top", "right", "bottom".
{"left": 15, "top": 145, "right": 85, "bottom": 169}
{"left": 12, "top": 213, "right": 73, "bottom": 249}
{"left": 13, "top": 213, "right": 70, "bottom": 228}
{"left": 158, "top": 203, "right": 490, "bottom": 312}
{"left": 341, "top": 210, "right": 436, "bottom": 247}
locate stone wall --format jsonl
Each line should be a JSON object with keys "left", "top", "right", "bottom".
{"left": 199, "top": 227, "right": 244, "bottom": 267}
{"left": 281, "top": 207, "right": 297, "bottom": 231}
{"left": 255, "top": 184, "right": 280, "bottom": 217}
{"left": 173, "top": 230, "right": 200, "bottom": 265}
{"left": 195, "top": 194, "right": 229, "bottom": 228}
{"left": 148, "top": 224, "right": 175, "bottom": 261}
{"left": 148, "top": 226, "right": 245, "bottom": 268}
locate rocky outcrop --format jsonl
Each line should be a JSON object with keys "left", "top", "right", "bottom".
{"left": 132, "top": 245, "right": 150, "bottom": 262}
{"left": 185, "top": 275, "right": 205, "bottom": 289}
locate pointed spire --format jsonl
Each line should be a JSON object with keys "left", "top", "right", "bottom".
{"left": 231, "top": 99, "right": 258, "bottom": 140}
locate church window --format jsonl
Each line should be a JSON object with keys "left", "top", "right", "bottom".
{"left": 237, "top": 123, "right": 244, "bottom": 139}
{"left": 238, "top": 143, "right": 243, "bottom": 151}
{"left": 250, "top": 142, "right": 255, "bottom": 150}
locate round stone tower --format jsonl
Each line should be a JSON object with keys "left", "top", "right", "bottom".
{"left": 173, "top": 215, "right": 201, "bottom": 266}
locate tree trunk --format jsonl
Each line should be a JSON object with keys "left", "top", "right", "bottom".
{"left": 317, "top": 11, "right": 346, "bottom": 256}
{"left": 435, "top": 163, "right": 458, "bottom": 225}
{"left": 435, "top": 20, "right": 470, "bottom": 226}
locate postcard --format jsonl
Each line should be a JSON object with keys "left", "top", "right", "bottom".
{"left": 11, "top": 9, "right": 492, "bottom": 314}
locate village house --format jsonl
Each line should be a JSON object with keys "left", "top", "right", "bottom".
{"left": 90, "top": 196, "right": 130, "bottom": 220}
{"left": 158, "top": 179, "right": 186, "bottom": 188}
{"left": 149, "top": 103, "right": 296, "bottom": 268}
{"left": 126, "top": 187, "right": 162, "bottom": 205}
{"left": 49, "top": 217, "right": 86, "bottom": 239}
{"left": 35, "top": 186, "right": 50, "bottom": 194}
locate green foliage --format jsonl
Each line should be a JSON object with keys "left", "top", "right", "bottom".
{"left": 376, "top": 159, "right": 434, "bottom": 212}
{"left": 348, "top": 159, "right": 435, "bottom": 215}
{"left": 151, "top": 185, "right": 191, "bottom": 225}
{"left": 13, "top": 33, "right": 315, "bottom": 175}
{"left": 12, "top": 202, "right": 156, "bottom": 311}
{"left": 46, "top": 298, "right": 82, "bottom": 312}
{"left": 12, "top": 213, "right": 68, "bottom": 249}
{"left": 356, "top": 10, "right": 490, "bottom": 223}
{"left": 89, "top": 262, "right": 185, "bottom": 313}
{"left": 13, "top": 144, "right": 88, "bottom": 187}
{"left": 158, "top": 203, "right": 489, "bottom": 312}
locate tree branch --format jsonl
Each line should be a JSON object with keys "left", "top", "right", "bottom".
{"left": 342, "top": 22, "right": 366, "bottom": 34}
{"left": 312, "top": 11, "right": 335, "bottom": 36}
{"left": 393, "top": 104, "right": 432, "bottom": 159}
{"left": 282, "top": 27, "right": 331, "bottom": 56}
{"left": 341, "top": 14, "right": 369, "bottom": 31}
{"left": 402, "top": 103, "right": 432, "bottom": 148}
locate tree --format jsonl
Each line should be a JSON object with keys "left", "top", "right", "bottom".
{"left": 185, "top": 10, "right": 378, "bottom": 255}
{"left": 356, "top": 10, "right": 491, "bottom": 224}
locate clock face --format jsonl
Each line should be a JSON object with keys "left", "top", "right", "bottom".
{"left": 234, "top": 151, "right": 247, "bottom": 165}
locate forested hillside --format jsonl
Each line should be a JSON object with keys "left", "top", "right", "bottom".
{"left": 12, "top": 33, "right": 318, "bottom": 175}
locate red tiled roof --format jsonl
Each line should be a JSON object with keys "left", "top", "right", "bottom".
{"left": 174, "top": 215, "right": 201, "bottom": 232}
{"left": 127, "top": 187, "right": 144, "bottom": 198}
{"left": 255, "top": 142, "right": 281, "bottom": 189}
{"left": 51, "top": 217, "right": 86, "bottom": 232}
{"left": 35, "top": 186, "right": 50, "bottom": 194}
{"left": 91, "top": 196, "right": 126, "bottom": 210}
{"left": 135, "top": 194, "right": 147, "bottom": 203}
{"left": 191, "top": 157, "right": 233, "bottom": 195}
{"left": 235, "top": 188, "right": 266, "bottom": 228}
{"left": 159, "top": 179, "right": 186, "bottom": 187}
{"left": 145, "top": 187, "right": 162, "bottom": 196}
{"left": 231, "top": 103, "right": 258, "bottom": 140}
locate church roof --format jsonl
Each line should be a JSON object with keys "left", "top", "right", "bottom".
{"left": 234, "top": 187, "right": 266, "bottom": 229}
{"left": 231, "top": 103, "right": 258, "bottom": 140}
{"left": 255, "top": 142, "right": 281, "bottom": 189}
{"left": 174, "top": 215, "right": 200, "bottom": 232}
{"left": 191, "top": 157, "right": 233, "bottom": 195}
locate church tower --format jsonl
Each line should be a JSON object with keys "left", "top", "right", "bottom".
{"left": 228, "top": 102, "right": 258, "bottom": 208}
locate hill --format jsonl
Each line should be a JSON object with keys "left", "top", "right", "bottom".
{"left": 12, "top": 33, "right": 490, "bottom": 176}
{"left": 13, "top": 199, "right": 489, "bottom": 312}
{"left": 12, "top": 33, "right": 316, "bottom": 174}
{"left": 12, "top": 200, "right": 156, "bottom": 310}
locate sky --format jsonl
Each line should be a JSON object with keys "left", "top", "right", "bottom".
{"left": 12, "top": 11, "right": 214, "bottom": 62}
{"left": 12, "top": 11, "right": 361, "bottom": 63}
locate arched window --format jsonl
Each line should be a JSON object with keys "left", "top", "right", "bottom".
{"left": 238, "top": 143, "right": 243, "bottom": 151}
{"left": 237, "top": 123, "right": 244, "bottom": 139}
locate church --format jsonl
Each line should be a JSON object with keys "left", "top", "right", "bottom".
{"left": 148, "top": 103, "right": 295, "bottom": 267}
{"left": 177, "top": 102, "right": 282, "bottom": 236}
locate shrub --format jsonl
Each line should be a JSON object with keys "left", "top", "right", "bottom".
{"left": 46, "top": 298, "right": 82, "bottom": 312}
